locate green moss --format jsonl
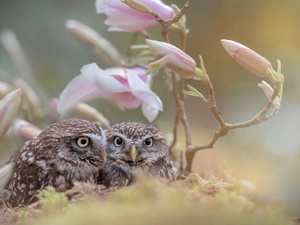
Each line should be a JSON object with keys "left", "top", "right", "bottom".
{"left": 2, "top": 175, "right": 294, "bottom": 225}
{"left": 36, "top": 186, "right": 69, "bottom": 213}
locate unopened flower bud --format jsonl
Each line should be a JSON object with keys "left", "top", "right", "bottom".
{"left": 45, "top": 98, "right": 61, "bottom": 121}
{"left": 14, "top": 118, "right": 41, "bottom": 141}
{"left": 0, "top": 89, "right": 21, "bottom": 140}
{"left": 146, "top": 39, "right": 196, "bottom": 78}
{"left": 66, "top": 19, "right": 102, "bottom": 48}
{"left": 14, "top": 78, "right": 43, "bottom": 118}
{"left": 73, "top": 102, "right": 110, "bottom": 128}
{"left": 221, "top": 39, "right": 272, "bottom": 77}
{"left": 0, "top": 81, "right": 12, "bottom": 98}
{"left": 65, "top": 20, "right": 121, "bottom": 65}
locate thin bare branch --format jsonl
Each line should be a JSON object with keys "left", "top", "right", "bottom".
{"left": 202, "top": 75, "right": 226, "bottom": 127}
{"left": 153, "top": 0, "right": 193, "bottom": 42}
{"left": 185, "top": 77, "right": 283, "bottom": 172}
{"left": 169, "top": 114, "right": 179, "bottom": 150}
{"left": 230, "top": 81, "right": 281, "bottom": 129}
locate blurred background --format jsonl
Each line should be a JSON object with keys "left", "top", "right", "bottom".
{"left": 1, "top": 0, "right": 300, "bottom": 215}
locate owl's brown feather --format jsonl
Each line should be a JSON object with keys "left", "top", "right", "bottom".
{"left": 0, "top": 118, "right": 106, "bottom": 207}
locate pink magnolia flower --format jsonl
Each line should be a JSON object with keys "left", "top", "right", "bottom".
{"left": 0, "top": 88, "right": 21, "bottom": 140}
{"left": 96, "top": 0, "right": 175, "bottom": 32}
{"left": 146, "top": 39, "right": 197, "bottom": 78}
{"left": 221, "top": 39, "right": 272, "bottom": 77}
{"left": 57, "top": 63, "right": 162, "bottom": 122}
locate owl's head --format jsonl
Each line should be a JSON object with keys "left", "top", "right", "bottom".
{"left": 105, "top": 122, "right": 169, "bottom": 169}
{"left": 35, "top": 118, "right": 107, "bottom": 167}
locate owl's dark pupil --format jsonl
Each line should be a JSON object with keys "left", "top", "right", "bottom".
{"left": 80, "top": 139, "right": 87, "bottom": 145}
{"left": 145, "top": 139, "right": 151, "bottom": 145}
{"left": 116, "top": 138, "right": 123, "bottom": 145}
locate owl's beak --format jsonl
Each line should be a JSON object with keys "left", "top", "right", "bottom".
{"left": 101, "top": 149, "right": 107, "bottom": 162}
{"left": 129, "top": 145, "right": 138, "bottom": 161}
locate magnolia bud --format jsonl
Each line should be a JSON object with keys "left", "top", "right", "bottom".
{"left": 146, "top": 39, "right": 197, "bottom": 78}
{"left": 0, "top": 89, "right": 21, "bottom": 140}
{"left": 14, "top": 78, "right": 43, "bottom": 118}
{"left": 0, "top": 81, "right": 12, "bottom": 98}
{"left": 73, "top": 102, "right": 110, "bottom": 128}
{"left": 221, "top": 39, "right": 272, "bottom": 77}
{"left": 65, "top": 20, "right": 121, "bottom": 65}
{"left": 14, "top": 118, "right": 41, "bottom": 141}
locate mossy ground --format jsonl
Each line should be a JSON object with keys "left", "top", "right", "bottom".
{"left": 0, "top": 173, "right": 295, "bottom": 225}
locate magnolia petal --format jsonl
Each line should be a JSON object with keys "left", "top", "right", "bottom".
{"left": 57, "top": 73, "right": 105, "bottom": 115}
{"left": 81, "top": 64, "right": 129, "bottom": 93}
{"left": 58, "top": 63, "right": 130, "bottom": 114}
{"left": 0, "top": 88, "right": 21, "bottom": 140}
{"left": 146, "top": 39, "right": 195, "bottom": 68}
{"left": 126, "top": 71, "right": 163, "bottom": 111}
{"left": 146, "top": 39, "right": 196, "bottom": 78}
{"left": 125, "top": 0, "right": 154, "bottom": 15}
{"left": 142, "top": 102, "right": 159, "bottom": 123}
{"left": 105, "top": 11, "right": 156, "bottom": 32}
{"left": 97, "top": 0, "right": 156, "bottom": 32}
{"left": 0, "top": 163, "right": 14, "bottom": 192}
{"left": 163, "top": 54, "right": 196, "bottom": 78}
{"left": 109, "top": 92, "right": 142, "bottom": 108}
{"left": 96, "top": 0, "right": 174, "bottom": 32}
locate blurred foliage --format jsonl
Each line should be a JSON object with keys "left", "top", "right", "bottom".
{"left": 0, "top": 174, "right": 294, "bottom": 225}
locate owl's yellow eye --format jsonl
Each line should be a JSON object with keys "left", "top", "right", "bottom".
{"left": 76, "top": 137, "right": 90, "bottom": 148}
{"left": 114, "top": 137, "right": 124, "bottom": 146}
{"left": 144, "top": 138, "right": 154, "bottom": 147}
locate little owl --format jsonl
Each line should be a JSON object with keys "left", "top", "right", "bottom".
{"left": 0, "top": 118, "right": 107, "bottom": 207}
{"left": 98, "top": 122, "right": 178, "bottom": 187}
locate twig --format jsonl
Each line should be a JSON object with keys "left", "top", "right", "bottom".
{"left": 178, "top": 100, "right": 192, "bottom": 147}
{"left": 153, "top": 0, "right": 193, "bottom": 42}
{"left": 184, "top": 76, "right": 282, "bottom": 172}
{"left": 230, "top": 81, "right": 281, "bottom": 129}
{"left": 202, "top": 75, "right": 226, "bottom": 127}
{"left": 169, "top": 114, "right": 179, "bottom": 150}
{"left": 180, "top": 151, "right": 184, "bottom": 172}
{"left": 153, "top": 0, "right": 194, "bottom": 171}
